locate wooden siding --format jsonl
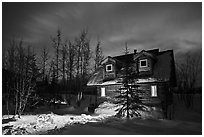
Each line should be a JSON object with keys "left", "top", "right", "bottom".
{"left": 136, "top": 84, "right": 160, "bottom": 105}
{"left": 95, "top": 82, "right": 170, "bottom": 106}
{"left": 135, "top": 82, "right": 169, "bottom": 105}
{"left": 97, "top": 84, "right": 122, "bottom": 97}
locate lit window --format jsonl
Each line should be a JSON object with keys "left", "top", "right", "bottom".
{"left": 140, "top": 59, "right": 148, "bottom": 67}
{"left": 151, "top": 85, "right": 157, "bottom": 97}
{"left": 101, "top": 87, "right": 105, "bottom": 97}
{"left": 106, "top": 64, "right": 113, "bottom": 72}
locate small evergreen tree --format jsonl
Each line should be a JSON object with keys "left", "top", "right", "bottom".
{"left": 116, "top": 84, "right": 147, "bottom": 118}
{"left": 115, "top": 43, "right": 147, "bottom": 118}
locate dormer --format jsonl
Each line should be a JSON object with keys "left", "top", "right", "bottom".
{"left": 134, "top": 50, "right": 157, "bottom": 75}
{"left": 101, "top": 56, "right": 116, "bottom": 81}
{"left": 101, "top": 56, "right": 123, "bottom": 81}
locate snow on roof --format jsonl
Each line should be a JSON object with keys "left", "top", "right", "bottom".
{"left": 87, "top": 67, "right": 103, "bottom": 86}
{"left": 101, "top": 80, "right": 122, "bottom": 86}
{"left": 87, "top": 79, "right": 122, "bottom": 86}
{"left": 137, "top": 78, "right": 157, "bottom": 83}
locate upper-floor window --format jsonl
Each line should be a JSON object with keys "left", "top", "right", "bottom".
{"left": 106, "top": 64, "right": 113, "bottom": 72}
{"left": 139, "top": 59, "right": 148, "bottom": 67}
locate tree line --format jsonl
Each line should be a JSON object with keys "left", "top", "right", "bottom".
{"left": 2, "top": 39, "right": 39, "bottom": 117}
{"left": 38, "top": 28, "right": 104, "bottom": 95}
{"left": 2, "top": 28, "right": 104, "bottom": 117}
{"left": 175, "top": 52, "right": 201, "bottom": 108}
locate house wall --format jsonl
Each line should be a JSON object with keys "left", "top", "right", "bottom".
{"left": 97, "top": 84, "right": 122, "bottom": 97}
{"left": 97, "top": 82, "right": 171, "bottom": 107}
{"left": 136, "top": 83, "right": 168, "bottom": 105}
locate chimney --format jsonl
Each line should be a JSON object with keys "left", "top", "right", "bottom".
{"left": 134, "top": 49, "right": 137, "bottom": 54}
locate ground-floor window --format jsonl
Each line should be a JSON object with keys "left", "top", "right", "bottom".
{"left": 151, "top": 85, "right": 157, "bottom": 97}
{"left": 101, "top": 87, "right": 106, "bottom": 97}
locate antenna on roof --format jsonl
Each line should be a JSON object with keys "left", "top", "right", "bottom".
{"left": 123, "top": 41, "right": 129, "bottom": 55}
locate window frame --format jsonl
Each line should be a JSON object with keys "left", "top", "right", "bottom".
{"left": 139, "top": 59, "right": 148, "bottom": 68}
{"left": 101, "top": 87, "right": 106, "bottom": 97}
{"left": 106, "top": 64, "right": 113, "bottom": 72}
{"left": 151, "top": 85, "right": 157, "bottom": 97}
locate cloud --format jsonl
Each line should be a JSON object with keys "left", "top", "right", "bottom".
{"left": 3, "top": 2, "right": 202, "bottom": 58}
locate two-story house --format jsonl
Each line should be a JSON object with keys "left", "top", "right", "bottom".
{"left": 86, "top": 48, "right": 176, "bottom": 109}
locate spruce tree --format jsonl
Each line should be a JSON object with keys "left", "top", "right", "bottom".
{"left": 115, "top": 44, "right": 147, "bottom": 118}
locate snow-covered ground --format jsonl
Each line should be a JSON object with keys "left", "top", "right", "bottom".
{"left": 2, "top": 113, "right": 110, "bottom": 135}
{"left": 47, "top": 118, "right": 201, "bottom": 135}
{"left": 2, "top": 101, "right": 120, "bottom": 135}
{"left": 2, "top": 94, "right": 202, "bottom": 135}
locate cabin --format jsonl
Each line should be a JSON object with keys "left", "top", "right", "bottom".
{"left": 86, "top": 48, "right": 176, "bottom": 118}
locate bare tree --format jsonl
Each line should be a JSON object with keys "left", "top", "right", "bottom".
{"left": 82, "top": 37, "right": 91, "bottom": 84}
{"left": 94, "top": 39, "right": 104, "bottom": 71}
{"left": 50, "top": 59, "right": 57, "bottom": 86}
{"left": 40, "top": 46, "right": 49, "bottom": 82}
{"left": 176, "top": 52, "right": 201, "bottom": 108}
{"left": 75, "top": 29, "right": 89, "bottom": 89}
{"left": 51, "top": 28, "right": 62, "bottom": 83}
{"left": 3, "top": 40, "right": 16, "bottom": 117}
{"left": 66, "top": 41, "right": 76, "bottom": 89}
{"left": 74, "top": 29, "right": 91, "bottom": 106}
{"left": 4, "top": 39, "right": 39, "bottom": 118}
{"left": 61, "top": 41, "right": 67, "bottom": 87}
{"left": 2, "top": 49, "right": 7, "bottom": 70}
{"left": 8, "top": 39, "right": 17, "bottom": 71}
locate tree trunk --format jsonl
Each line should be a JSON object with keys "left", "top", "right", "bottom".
{"left": 126, "top": 88, "right": 129, "bottom": 119}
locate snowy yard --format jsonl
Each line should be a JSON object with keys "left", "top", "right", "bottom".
{"left": 2, "top": 94, "right": 202, "bottom": 135}
{"left": 46, "top": 118, "right": 201, "bottom": 135}
{"left": 2, "top": 101, "right": 121, "bottom": 135}
{"left": 2, "top": 113, "right": 109, "bottom": 135}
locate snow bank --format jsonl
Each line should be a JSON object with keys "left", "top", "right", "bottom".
{"left": 2, "top": 108, "right": 117, "bottom": 135}
{"left": 95, "top": 101, "right": 163, "bottom": 119}
{"left": 95, "top": 101, "right": 122, "bottom": 117}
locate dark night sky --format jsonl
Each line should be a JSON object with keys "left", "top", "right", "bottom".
{"left": 2, "top": 2, "right": 202, "bottom": 57}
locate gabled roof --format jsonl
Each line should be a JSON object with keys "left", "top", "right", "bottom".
{"left": 101, "top": 56, "right": 116, "bottom": 64}
{"left": 101, "top": 56, "right": 123, "bottom": 66}
{"left": 134, "top": 50, "right": 157, "bottom": 60}
{"left": 87, "top": 49, "right": 176, "bottom": 86}
{"left": 145, "top": 48, "right": 159, "bottom": 55}
{"left": 113, "top": 53, "right": 135, "bottom": 64}
{"left": 113, "top": 48, "right": 159, "bottom": 64}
